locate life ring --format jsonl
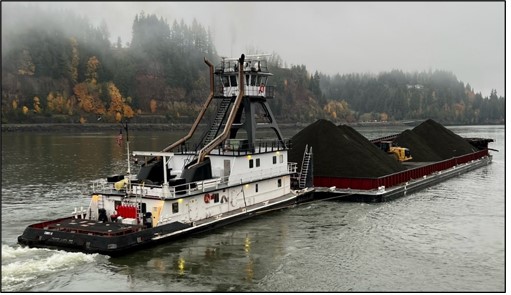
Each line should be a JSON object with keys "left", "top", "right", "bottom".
{"left": 204, "top": 193, "right": 211, "bottom": 203}
{"left": 258, "top": 83, "right": 265, "bottom": 93}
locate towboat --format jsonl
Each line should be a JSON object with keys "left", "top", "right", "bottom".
{"left": 18, "top": 54, "right": 314, "bottom": 256}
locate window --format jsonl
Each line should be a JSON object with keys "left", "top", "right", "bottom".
{"left": 255, "top": 184, "right": 259, "bottom": 193}
{"left": 273, "top": 156, "right": 277, "bottom": 164}
{"left": 279, "top": 155, "right": 284, "bottom": 163}
{"left": 277, "top": 179, "right": 282, "bottom": 187}
{"left": 230, "top": 76, "right": 237, "bottom": 87}
{"left": 172, "top": 202, "right": 179, "bottom": 213}
{"left": 256, "top": 158, "right": 260, "bottom": 167}
{"left": 249, "top": 159, "right": 254, "bottom": 168}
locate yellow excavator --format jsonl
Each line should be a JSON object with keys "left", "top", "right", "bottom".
{"left": 379, "top": 141, "right": 412, "bottom": 162}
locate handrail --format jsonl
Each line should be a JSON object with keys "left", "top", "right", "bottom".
{"left": 193, "top": 54, "right": 247, "bottom": 166}
{"left": 162, "top": 57, "right": 215, "bottom": 152}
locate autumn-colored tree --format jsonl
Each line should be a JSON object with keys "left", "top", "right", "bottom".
{"left": 107, "top": 82, "right": 135, "bottom": 121}
{"left": 123, "top": 105, "right": 135, "bottom": 118}
{"left": 91, "top": 93, "right": 106, "bottom": 115}
{"left": 107, "top": 82, "right": 123, "bottom": 115}
{"left": 74, "top": 83, "right": 94, "bottom": 113}
{"left": 86, "top": 56, "right": 100, "bottom": 85}
{"left": 73, "top": 82, "right": 105, "bottom": 114}
{"left": 47, "top": 92, "right": 69, "bottom": 114}
{"left": 22, "top": 106, "right": 29, "bottom": 115}
{"left": 12, "top": 99, "right": 18, "bottom": 110}
{"left": 46, "top": 92, "right": 55, "bottom": 112}
{"left": 323, "top": 100, "right": 351, "bottom": 121}
{"left": 115, "top": 111, "right": 122, "bottom": 122}
{"left": 150, "top": 99, "right": 157, "bottom": 113}
{"left": 33, "top": 96, "right": 41, "bottom": 113}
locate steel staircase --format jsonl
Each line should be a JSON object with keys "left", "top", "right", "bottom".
{"left": 299, "top": 145, "right": 313, "bottom": 189}
{"left": 202, "top": 97, "right": 232, "bottom": 147}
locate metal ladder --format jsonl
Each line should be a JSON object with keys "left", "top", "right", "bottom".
{"left": 299, "top": 145, "right": 313, "bottom": 189}
{"left": 202, "top": 97, "right": 232, "bottom": 146}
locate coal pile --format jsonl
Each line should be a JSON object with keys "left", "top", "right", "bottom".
{"left": 393, "top": 129, "right": 443, "bottom": 162}
{"left": 289, "top": 119, "right": 406, "bottom": 178}
{"left": 394, "top": 119, "right": 476, "bottom": 161}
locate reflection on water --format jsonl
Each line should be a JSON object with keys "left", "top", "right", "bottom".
{"left": 1, "top": 126, "right": 505, "bottom": 292}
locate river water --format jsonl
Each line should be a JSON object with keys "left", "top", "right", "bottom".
{"left": 1, "top": 125, "right": 504, "bottom": 292}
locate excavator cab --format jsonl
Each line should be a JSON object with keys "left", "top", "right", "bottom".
{"left": 379, "top": 141, "right": 412, "bottom": 162}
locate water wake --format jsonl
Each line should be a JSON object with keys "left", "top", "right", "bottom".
{"left": 2, "top": 244, "right": 97, "bottom": 292}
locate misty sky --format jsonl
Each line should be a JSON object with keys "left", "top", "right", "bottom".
{"left": 3, "top": 2, "right": 505, "bottom": 97}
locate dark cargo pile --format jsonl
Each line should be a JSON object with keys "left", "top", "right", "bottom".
{"left": 394, "top": 119, "right": 476, "bottom": 162}
{"left": 392, "top": 130, "right": 443, "bottom": 162}
{"left": 289, "top": 119, "right": 406, "bottom": 178}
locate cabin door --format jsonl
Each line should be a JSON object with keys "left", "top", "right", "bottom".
{"left": 187, "top": 198, "right": 199, "bottom": 222}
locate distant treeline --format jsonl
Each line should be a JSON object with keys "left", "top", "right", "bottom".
{"left": 1, "top": 5, "right": 504, "bottom": 125}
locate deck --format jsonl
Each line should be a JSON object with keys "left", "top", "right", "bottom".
{"left": 44, "top": 219, "right": 144, "bottom": 236}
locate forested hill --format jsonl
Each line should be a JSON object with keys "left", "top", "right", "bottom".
{"left": 2, "top": 6, "right": 504, "bottom": 125}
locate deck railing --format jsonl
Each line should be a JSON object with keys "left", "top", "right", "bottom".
{"left": 175, "top": 138, "right": 290, "bottom": 155}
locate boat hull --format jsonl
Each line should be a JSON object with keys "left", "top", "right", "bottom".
{"left": 18, "top": 189, "right": 313, "bottom": 256}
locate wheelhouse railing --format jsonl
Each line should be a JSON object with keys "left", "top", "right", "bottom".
{"left": 215, "top": 58, "right": 270, "bottom": 74}
{"left": 175, "top": 138, "right": 290, "bottom": 155}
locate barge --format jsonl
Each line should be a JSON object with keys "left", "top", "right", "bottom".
{"left": 313, "top": 135, "right": 494, "bottom": 202}
{"left": 314, "top": 149, "right": 492, "bottom": 202}
{"left": 18, "top": 54, "right": 313, "bottom": 256}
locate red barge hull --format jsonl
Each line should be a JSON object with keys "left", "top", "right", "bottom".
{"left": 313, "top": 149, "right": 492, "bottom": 202}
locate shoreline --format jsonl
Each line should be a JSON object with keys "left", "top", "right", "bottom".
{"left": 1, "top": 122, "right": 312, "bottom": 133}
{"left": 1, "top": 121, "right": 502, "bottom": 133}
{"left": 1, "top": 123, "right": 192, "bottom": 133}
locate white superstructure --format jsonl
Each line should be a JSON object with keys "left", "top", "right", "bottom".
{"left": 85, "top": 54, "right": 308, "bottom": 235}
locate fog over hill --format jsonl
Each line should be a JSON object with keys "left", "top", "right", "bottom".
{"left": 2, "top": 2, "right": 504, "bottom": 97}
